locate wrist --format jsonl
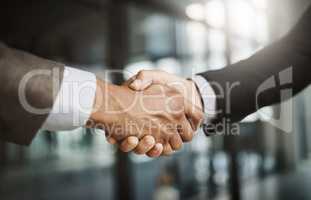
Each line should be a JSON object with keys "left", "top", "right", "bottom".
{"left": 186, "top": 80, "right": 203, "bottom": 112}
{"left": 90, "top": 79, "right": 119, "bottom": 127}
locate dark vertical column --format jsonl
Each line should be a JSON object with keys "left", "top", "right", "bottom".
{"left": 207, "top": 147, "right": 217, "bottom": 199}
{"left": 107, "top": 1, "right": 130, "bottom": 84}
{"left": 0, "top": 141, "right": 6, "bottom": 168}
{"left": 107, "top": 1, "right": 134, "bottom": 200}
{"left": 226, "top": 137, "right": 241, "bottom": 200}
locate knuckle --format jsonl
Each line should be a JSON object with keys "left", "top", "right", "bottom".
{"left": 184, "top": 134, "right": 193, "bottom": 142}
{"left": 138, "top": 70, "right": 150, "bottom": 78}
{"left": 120, "top": 146, "right": 130, "bottom": 153}
{"left": 147, "top": 148, "right": 161, "bottom": 158}
{"left": 127, "top": 136, "right": 139, "bottom": 146}
{"left": 134, "top": 147, "right": 144, "bottom": 155}
{"left": 146, "top": 153, "right": 155, "bottom": 158}
{"left": 181, "top": 130, "right": 194, "bottom": 142}
{"left": 137, "top": 70, "right": 145, "bottom": 78}
{"left": 162, "top": 150, "right": 173, "bottom": 156}
{"left": 142, "top": 135, "right": 155, "bottom": 146}
{"left": 182, "top": 137, "right": 191, "bottom": 142}
{"left": 170, "top": 137, "right": 182, "bottom": 150}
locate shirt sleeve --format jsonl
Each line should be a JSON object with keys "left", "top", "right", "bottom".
{"left": 41, "top": 67, "right": 97, "bottom": 131}
{"left": 192, "top": 75, "right": 217, "bottom": 124}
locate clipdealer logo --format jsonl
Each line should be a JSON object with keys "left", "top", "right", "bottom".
{"left": 255, "top": 67, "right": 293, "bottom": 133}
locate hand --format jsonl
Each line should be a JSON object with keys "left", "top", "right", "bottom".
{"left": 90, "top": 79, "right": 197, "bottom": 156}
{"left": 129, "top": 70, "right": 203, "bottom": 113}
{"left": 118, "top": 70, "right": 204, "bottom": 157}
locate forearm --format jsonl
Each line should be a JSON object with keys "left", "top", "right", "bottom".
{"left": 0, "top": 44, "right": 120, "bottom": 143}
{"left": 0, "top": 42, "right": 65, "bottom": 144}
{"left": 197, "top": 6, "right": 311, "bottom": 124}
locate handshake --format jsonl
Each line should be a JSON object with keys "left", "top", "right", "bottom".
{"left": 89, "top": 70, "right": 204, "bottom": 157}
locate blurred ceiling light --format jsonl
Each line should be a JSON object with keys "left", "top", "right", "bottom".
{"left": 228, "top": 0, "right": 255, "bottom": 37}
{"left": 256, "top": 14, "right": 268, "bottom": 43}
{"left": 186, "top": 3, "right": 205, "bottom": 21}
{"left": 252, "top": 0, "right": 267, "bottom": 10}
{"left": 207, "top": 53, "right": 227, "bottom": 70}
{"left": 205, "top": 0, "right": 225, "bottom": 28}
{"left": 208, "top": 29, "right": 226, "bottom": 52}
{"left": 186, "top": 22, "right": 207, "bottom": 55}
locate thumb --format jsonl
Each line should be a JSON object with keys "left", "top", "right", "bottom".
{"left": 129, "top": 78, "right": 153, "bottom": 91}
{"left": 184, "top": 100, "right": 204, "bottom": 130}
{"left": 129, "top": 70, "right": 168, "bottom": 91}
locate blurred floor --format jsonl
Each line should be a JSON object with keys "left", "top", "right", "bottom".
{"left": 212, "top": 162, "right": 311, "bottom": 200}
{"left": 0, "top": 159, "right": 115, "bottom": 200}
{"left": 3, "top": 160, "right": 311, "bottom": 200}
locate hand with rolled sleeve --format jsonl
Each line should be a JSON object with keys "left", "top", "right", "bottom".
{"left": 0, "top": 42, "right": 202, "bottom": 158}
{"left": 41, "top": 67, "right": 202, "bottom": 157}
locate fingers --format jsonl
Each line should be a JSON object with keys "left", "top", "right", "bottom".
{"left": 184, "top": 99, "right": 204, "bottom": 130}
{"left": 169, "top": 133, "right": 183, "bottom": 150}
{"left": 117, "top": 136, "right": 162, "bottom": 157}
{"left": 116, "top": 135, "right": 181, "bottom": 157}
{"left": 129, "top": 70, "right": 166, "bottom": 91}
{"left": 162, "top": 143, "right": 174, "bottom": 156}
{"left": 119, "top": 136, "right": 163, "bottom": 157}
{"left": 130, "top": 79, "right": 153, "bottom": 91}
{"left": 146, "top": 143, "right": 163, "bottom": 157}
{"left": 119, "top": 136, "right": 139, "bottom": 152}
{"left": 178, "top": 116, "right": 195, "bottom": 142}
{"left": 134, "top": 135, "right": 156, "bottom": 154}
{"left": 157, "top": 134, "right": 182, "bottom": 157}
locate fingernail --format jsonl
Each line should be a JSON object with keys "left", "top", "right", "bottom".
{"left": 145, "top": 136, "right": 155, "bottom": 145}
{"left": 128, "top": 137, "right": 139, "bottom": 145}
{"left": 130, "top": 80, "right": 141, "bottom": 90}
{"left": 155, "top": 143, "right": 163, "bottom": 150}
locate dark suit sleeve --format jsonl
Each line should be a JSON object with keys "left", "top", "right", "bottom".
{"left": 198, "top": 6, "right": 311, "bottom": 126}
{"left": 0, "top": 42, "right": 64, "bottom": 145}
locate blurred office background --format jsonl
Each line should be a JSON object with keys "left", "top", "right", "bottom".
{"left": 1, "top": 0, "right": 311, "bottom": 200}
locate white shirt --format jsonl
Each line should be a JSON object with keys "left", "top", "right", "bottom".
{"left": 41, "top": 68, "right": 216, "bottom": 131}
{"left": 41, "top": 67, "right": 97, "bottom": 131}
{"left": 192, "top": 75, "right": 217, "bottom": 123}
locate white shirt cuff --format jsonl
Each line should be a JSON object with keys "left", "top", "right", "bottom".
{"left": 41, "top": 67, "right": 97, "bottom": 131}
{"left": 192, "top": 75, "right": 217, "bottom": 123}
